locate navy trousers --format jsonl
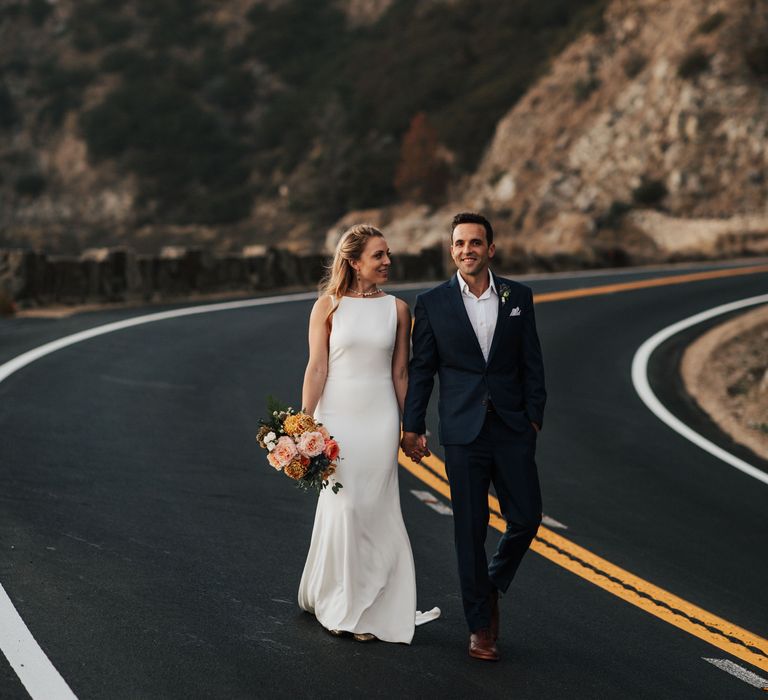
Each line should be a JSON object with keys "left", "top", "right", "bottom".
{"left": 444, "top": 411, "right": 542, "bottom": 632}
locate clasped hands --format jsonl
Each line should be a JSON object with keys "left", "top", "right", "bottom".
{"left": 401, "top": 431, "right": 430, "bottom": 463}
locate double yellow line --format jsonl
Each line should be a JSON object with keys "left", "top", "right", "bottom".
{"left": 399, "top": 262, "right": 768, "bottom": 672}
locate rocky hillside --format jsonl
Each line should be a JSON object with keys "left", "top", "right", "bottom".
{"left": 353, "top": 0, "right": 768, "bottom": 268}
{"left": 0, "top": 0, "right": 606, "bottom": 255}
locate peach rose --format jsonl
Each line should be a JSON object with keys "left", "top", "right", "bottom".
{"left": 317, "top": 424, "right": 331, "bottom": 441}
{"left": 297, "top": 431, "right": 325, "bottom": 458}
{"left": 267, "top": 451, "right": 282, "bottom": 470}
{"left": 324, "top": 439, "right": 340, "bottom": 461}
{"left": 270, "top": 435, "right": 299, "bottom": 468}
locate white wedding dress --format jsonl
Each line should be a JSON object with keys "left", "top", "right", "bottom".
{"left": 298, "top": 294, "right": 420, "bottom": 643}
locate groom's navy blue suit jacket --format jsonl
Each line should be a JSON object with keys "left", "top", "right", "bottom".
{"left": 403, "top": 274, "right": 546, "bottom": 446}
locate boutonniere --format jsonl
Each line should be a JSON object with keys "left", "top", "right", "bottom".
{"left": 499, "top": 284, "right": 511, "bottom": 306}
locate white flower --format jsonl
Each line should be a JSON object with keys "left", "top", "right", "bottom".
{"left": 266, "top": 441, "right": 276, "bottom": 451}
{"left": 265, "top": 431, "right": 276, "bottom": 443}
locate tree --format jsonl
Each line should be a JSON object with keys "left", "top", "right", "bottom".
{"left": 394, "top": 112, "right": 450, "bottom": 205}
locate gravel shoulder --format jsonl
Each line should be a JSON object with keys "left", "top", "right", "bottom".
{"left": 681, "top": 304, "right": 768, "bottom": 461}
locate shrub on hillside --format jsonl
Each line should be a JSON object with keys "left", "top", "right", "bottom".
{"left": 15, "top": 173, "right": 46, "bottom": 197}
{"left": 678, "top": 48, "right": 710, "bottom": 79}
{"left": 81, "top": 79, "right": 253, "bottom": 224}
{"left": 597, "top": 200, "right": 632, "bottom": 228}
{"left": 697, "top": 12, "right": 726, "bottom": 34}
{"left": 204, "top": 69, "right": 257, "bottom": 113}
{"left": 99, "top": 48, "right": 158, "bottom": 77}
{"left": 623, "top": 52, "right": 647, "bottom": 79}
{"left": 138, "top": 0, "right": 206, "bottom": 49}
{"left": 70, "top": 4, "right": 133, "bottom": 52}
{"left": 0, "top": 83, "right": 18, "bottom": 128}
{"left": 25, "top": 0, "right": 53, "bottom": 26}
{"left": 745, "top": 45, "right": 768, "bottom": 77}
{"left": 246, "top": 3, "right": 345, "bottom": 82}
{"left": 394, "top": 113, "right": 450, "bottom": 205}
{"left": 35, "top": 62, "right": 94, "bottom": 126}
{"left": 632, "top": 178, "right": 667, "bottom": 206}
{"left": 573, "top": 76, "right": 601, "bottom": 102}
{"left": 248, "top": 0, "right": 609, "bottom": 181}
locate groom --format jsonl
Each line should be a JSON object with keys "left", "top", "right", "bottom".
{"left": 401, "top": 212, "right": 546, "bottom": 661}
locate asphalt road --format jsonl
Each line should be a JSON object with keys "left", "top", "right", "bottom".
{"left": 1, "top": 260, "right": 767, "bottom": 699}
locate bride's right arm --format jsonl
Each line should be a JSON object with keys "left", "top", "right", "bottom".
{"left": 301, "top": 296, "right": 333, "bottom": 416}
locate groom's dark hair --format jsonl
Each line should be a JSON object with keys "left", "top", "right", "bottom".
{"left": 451, "top": 212, "right": 493, "bottom": 245}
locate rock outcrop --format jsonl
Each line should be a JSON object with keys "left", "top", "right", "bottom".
{"left": 358, "top": 0, "right": 768, "bottom": 265}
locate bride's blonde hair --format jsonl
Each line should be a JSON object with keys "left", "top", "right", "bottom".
{"left": 320, "top": 224, "right": 384, "bottom": 304}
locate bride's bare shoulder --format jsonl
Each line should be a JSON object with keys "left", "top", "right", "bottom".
{"left": 311, "top": 294, "right": 335, "bottom": 311}
{"left": 394, "top": 296, "right": 411, "bottom": 320}
{"left": 309, "top": 294, "right": 336, "bottom": 322}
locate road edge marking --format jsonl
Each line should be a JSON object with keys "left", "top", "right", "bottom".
{"left": 0, "top": 585, "right": 77, "bottom": 700}
{"left": 630, "top": 293, "right": 768, "bottom": 486}
{"left": 703, "top": 658, "right": 768, "bottom": 690}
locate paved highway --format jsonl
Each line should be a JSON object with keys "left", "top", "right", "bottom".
{"left": 1, "top": 260, "right": 766, "bottom": 698}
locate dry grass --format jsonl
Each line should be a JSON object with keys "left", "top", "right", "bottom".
{"left": 682, "top": 305, "right": 768, "bottom": 460}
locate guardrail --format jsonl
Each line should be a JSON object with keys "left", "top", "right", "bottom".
{"left": 0, "top": 246, "right": 444, "bottom": 308}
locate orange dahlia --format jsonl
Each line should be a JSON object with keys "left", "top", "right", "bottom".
{"left": 284, "top": 458, "right": 309, "bottom": 480}
{"left": 283, "top": 412, "right": 317, "bottom": 436}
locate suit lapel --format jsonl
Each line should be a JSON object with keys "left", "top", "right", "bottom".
{"left": 446, "top": 275, "right": 485, "bottom": 361}
{"left": 486, "top": 277, "right": 507, "bottom": 365}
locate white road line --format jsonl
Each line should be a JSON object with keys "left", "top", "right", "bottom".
{"left": 0, "top": 586, "right": 77, "bottom": 700}
{"left": 541, "top": 515, "right": 568, "bottom": 530}
{"left": 0, "top": 292, "right": 319, "bottom": 384}
{"left": 630, "top": 293, "right": 768, "bottom": 486}
{"left": 703, "top": 658, "right": 768, "bottom": 689}
{"left": 410, "top": 490, "right": 453, "bottom": 515}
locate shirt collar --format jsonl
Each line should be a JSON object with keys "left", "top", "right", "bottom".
{"left": 457, "top": 270, "right": 497, "bottom": 298}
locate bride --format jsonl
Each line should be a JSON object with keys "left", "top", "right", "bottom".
{"left": 297, "top": 224, "right": 433, "bottom": 643}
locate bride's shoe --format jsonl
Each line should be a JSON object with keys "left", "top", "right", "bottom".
{"left": 352, "top": 633, "right": 377, "bottom": 642}
{"left": 328, "top": 629, "right": 346, "bottom": 637}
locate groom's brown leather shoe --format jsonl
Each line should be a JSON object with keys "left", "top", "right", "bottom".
{"left": 469, "top": 629, "right": 499, "bottom": 661}
{"left": 489, "top": 588, "right": 500, "bottom": 641}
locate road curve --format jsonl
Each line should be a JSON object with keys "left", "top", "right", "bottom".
{"left": 1, "top": 260, "right": 767, "bottom": 699}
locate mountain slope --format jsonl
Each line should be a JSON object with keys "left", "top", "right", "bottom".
{"left": 0, "top": 0, "right": 606, "bottom": 253}
{"left": 373, "top": 0, "right": 768, "bottom": 266}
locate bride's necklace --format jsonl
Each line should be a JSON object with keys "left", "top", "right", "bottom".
{"left": 349, "top": 285, "right": 381, "bottom": 297}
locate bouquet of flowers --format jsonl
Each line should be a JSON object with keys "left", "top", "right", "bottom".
{"left": 257, "top": 398, "right": 342, "bottom": 494}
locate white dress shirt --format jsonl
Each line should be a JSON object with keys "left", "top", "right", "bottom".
{"left": 457, "top": 270, "right": 498, "bottom": 362}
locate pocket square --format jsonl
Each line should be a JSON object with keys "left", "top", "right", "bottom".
{"left": 509, "top": 306, "right": 522, "bottom": 317}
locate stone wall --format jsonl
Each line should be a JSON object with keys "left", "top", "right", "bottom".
{"left": 0, "top": 246, "right": 444, "bottom": 308}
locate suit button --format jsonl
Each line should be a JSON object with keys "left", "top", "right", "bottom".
{"left": 481, "top": 399, "right": 487, "bottom": 406}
